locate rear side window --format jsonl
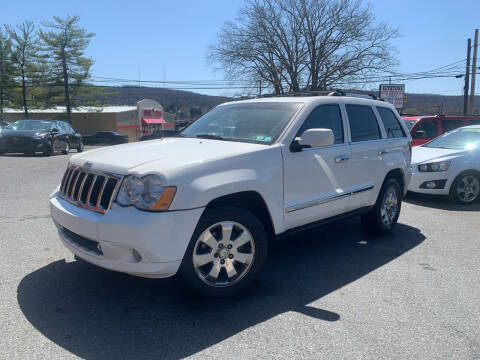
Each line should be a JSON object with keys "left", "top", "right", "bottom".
{"left": 442, "top": 120, "right": 464, "bottom": 133}
{"left": 346, "top": 105, "right": 381, "bottom": 142}
{"left": 297, "top": 104, "right": 344, "bottom": 144}
{"left": 414, "top": 120, "right": 437, "bottom": 138}
{"left": 377, "top": 107, "right": 405, "bottom": 138}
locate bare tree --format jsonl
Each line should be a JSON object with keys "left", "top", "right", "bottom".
{"left": 208, "top": 0, "right": 399, "bottom": 94}
{"left": 6, "top": 20, "right": 36, "bottom": 118}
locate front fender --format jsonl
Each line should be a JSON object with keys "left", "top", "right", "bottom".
{"left": 170, "top": 150, "right": 284, "bottom": 234}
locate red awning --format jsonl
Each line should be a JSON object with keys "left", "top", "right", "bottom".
{"left": 142, "top": 117, "right": 167, "bottom": 124}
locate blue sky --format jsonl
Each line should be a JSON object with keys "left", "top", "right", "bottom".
{"left": 2, "top": 0, "right": 479, "bottom": 97}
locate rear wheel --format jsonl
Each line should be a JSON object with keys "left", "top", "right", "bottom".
{"left": 449, "top": 171, "right": 480, "bottom": 204}
{"left": 179, "top": 206, "right": 268, "bottom": 297}
{"left": 361, "top": 178, "right": 402, "bottom": 234}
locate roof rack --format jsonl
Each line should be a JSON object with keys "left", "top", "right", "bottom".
{"left": 258, "top": 89, "right": 384, "bottom": 101}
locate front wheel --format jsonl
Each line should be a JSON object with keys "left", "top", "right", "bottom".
{"left": 77, "top": 140, "right": 84, "bottom": 153}
{"left": 43, "top": 141, "right": 53, "bottom": 157}
{"left": 62, "top": 142, "right": 70, "bottom": 155}
{"left": 179, "top": 206, "right": 268, "bottom": 297}
{"left": 361, "top": 178, "right": 402, "bottom": 234}
{"left": 449, "top": 171, "right": 480, "bottom": 204}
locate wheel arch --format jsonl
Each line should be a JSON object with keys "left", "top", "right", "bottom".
{"left": 203, "top": 191, "right": 276, "bottom": 240}
{"left": 384, "top": 168, "right": 406, "bottom": 194}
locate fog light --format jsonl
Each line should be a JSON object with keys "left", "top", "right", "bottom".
{"left": 132, "top": 249, "right": 142, "bottom": 262}
{"left": 425, "top": 181, "right": 436, "bottom": 189}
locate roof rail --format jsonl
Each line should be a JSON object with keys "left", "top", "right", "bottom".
{"left": 257, "top": 89, "right": 384, "bottom": 101}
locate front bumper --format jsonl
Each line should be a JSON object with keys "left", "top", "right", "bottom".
{"left": 50, "top": 192, "right": 204, "bottom": 278}
{"left": 0, "top": 137, "right": 49, "bottom": 153}
{"left": 407, "top": 166, "right": 451, "bottom": 195}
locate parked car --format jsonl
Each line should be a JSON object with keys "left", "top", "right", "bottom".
{"left": 82, "top": 131, "right": 128, "bottom": 145}
{"left": 140, "top": 130, "right": 180, "bottom": 141}
{"left": 0, "top": 120, "right": 83, "bottom": 156}
{"left": 0, "top": 121, "right": 9, "bottom": 129}
{"left": 408, "top": 125, "right": 480, "bottom": 203}
{"left": 50, "top": 95, "right": 411, "bottom": 297}
{"left": 402, "top": 115, "right": 480, "bottom": 147}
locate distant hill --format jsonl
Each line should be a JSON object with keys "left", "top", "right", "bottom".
{"left": 94, "top": 86, "right": 480, "bottom": 118}
{"left": 403, "top": 93, "right": 480, "bottom": 116}
{"left": 96, "top": 86, "right": 230, "bottom": 120}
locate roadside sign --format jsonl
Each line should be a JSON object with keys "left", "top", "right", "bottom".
{"left": 379, "top": 84, "right": 405, "bottom": 109}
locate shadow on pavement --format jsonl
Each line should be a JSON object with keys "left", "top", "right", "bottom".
{"left": 404, "top": 192, "right": 480, "bottom": 211}
{"left": 18, "top": 217, "right": 424, "bottom": 360}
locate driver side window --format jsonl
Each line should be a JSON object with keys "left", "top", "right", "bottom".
{"left": 297, "top": 104, "right": 344, "bottom": 144}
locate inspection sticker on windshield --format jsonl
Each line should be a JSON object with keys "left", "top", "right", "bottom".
{"left": 255, "top": 135, "right": 272, "bottom": 142}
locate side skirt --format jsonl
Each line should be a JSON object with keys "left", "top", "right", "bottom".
{"left": 276, "top": 206, "right": 373, "bottom": 240}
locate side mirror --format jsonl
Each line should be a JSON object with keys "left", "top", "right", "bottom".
{"left": 51, "top": 128, "right": 59, "bottom": 133}
{"left": 414, "top": 130, "right": 426, "bottom": 138}
{"left": 297, "top": 128, "right": 335, "bottom": 149}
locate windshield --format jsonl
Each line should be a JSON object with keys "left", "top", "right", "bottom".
{"left": 424, "top": 128, "right": 480, "bottom": 150}
{"left": 181, "top": 102, "right": 303, "bottom": 144}
{"left": 403, "top": 120, "right": 417, "bottom": 130}
{"left": 7, "top": 120, "right": 51, "bottom": 131}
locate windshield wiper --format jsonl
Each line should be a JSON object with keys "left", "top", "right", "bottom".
{"left": 195, "top": 134, "right": 226, "bottom": 140}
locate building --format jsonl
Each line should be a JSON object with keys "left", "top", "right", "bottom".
{"left": 2, "top": 99, "right": 175, "bottom": 142}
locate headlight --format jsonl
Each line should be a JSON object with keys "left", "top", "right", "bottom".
{"left": 418, "top": 161, "right": 451, "bottom": 172}
{"left": 116, "top": 174, "right": 176, "bottom": 211}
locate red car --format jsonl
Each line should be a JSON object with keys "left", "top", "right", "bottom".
{"left": 402, "top": 115, "right": 480, "bottom": 146}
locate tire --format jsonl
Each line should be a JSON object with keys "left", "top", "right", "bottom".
{"left": 361, "top": 178, "right": 402, "bottom": 234}
{"left": 449, "top": 171, "right": 480, "bottom": 204}
{"left": 43, "top": 141, "right": 53, "bottom": 157}
{"left": 62, "top": 142, "right": 70, "bottom": 155}
{"left": 77, "top": 140, "right": 84, "bottom": 153}
{"left": 179, "top": 206, "right": 268, "bottom": 297}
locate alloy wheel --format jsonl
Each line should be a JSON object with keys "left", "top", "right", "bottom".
{"left": 380, "top": 186, "right": 398, "bottom": 226}
{"left": 192, "top": 221, "right": 255, "bottom": 287}
{"left": 456, "top": 175, "right": 480, "bottom": 203}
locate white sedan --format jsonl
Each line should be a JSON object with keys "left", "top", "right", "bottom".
{"left": 408, "top": 125, "right": 480, "bottom": 203}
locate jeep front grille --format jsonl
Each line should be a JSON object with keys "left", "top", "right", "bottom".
{"left": 59, "top": 165, "right": 123, "bottom": 214}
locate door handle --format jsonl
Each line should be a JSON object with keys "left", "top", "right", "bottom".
{"left": 335, "top": 155, "right": 350, "bottom": 163}
{"left": 378, "top": 149, "right": 389, "bottom": 156}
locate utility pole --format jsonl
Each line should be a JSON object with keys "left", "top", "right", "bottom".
{"left": 464, "top": 38, "right": 471, "bottom": 115}
{"left": 469, "top": 29, "right": 479, "bottom": 114}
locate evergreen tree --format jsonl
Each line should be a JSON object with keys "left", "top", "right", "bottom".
{"left": 39, "top": 15, "right": 94, "bottom": 122}
{"left": 0, "top": 29, "right": 16, "bottom": 120}
{"left": 5, "top": 20, "right": 36, "bottom": 118}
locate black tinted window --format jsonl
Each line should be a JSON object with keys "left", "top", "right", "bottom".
{"left": 442, "top": 120, "right": 464, "bottom": 133}
{"left": 346, "top": 105, "right": 380, "bottom": 142}
{"left": 62, "top": 122, "right": 74, "bottom": 132}
{"left": 415, "top": 120, "right": 437, "bottom": 138}
{"left": 298, "top": 104, "right": 344, "bottom": 144}
{"left": 377, "top": 107, "right": 405, "bottom": 138}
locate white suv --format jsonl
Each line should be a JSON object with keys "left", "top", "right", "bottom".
{"left": 50, "top": 95, "right": 411, "bottom": 297}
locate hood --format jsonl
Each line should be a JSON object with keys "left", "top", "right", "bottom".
{"left": 411, "top": 146, "right": 468, "bottom": 164}
{"left": 0, "top": 129, "right": 47, "bottom": 138}
{"left": 69, "top": 137, "right": 268, "bottom": 174}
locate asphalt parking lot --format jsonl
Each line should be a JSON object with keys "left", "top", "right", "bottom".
{"left": 0, "top": 150, "right": 479, "bottom": 360}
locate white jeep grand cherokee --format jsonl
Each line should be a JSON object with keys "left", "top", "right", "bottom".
{"left": 50, "top": 95, "right": 411, "bottom": 297}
